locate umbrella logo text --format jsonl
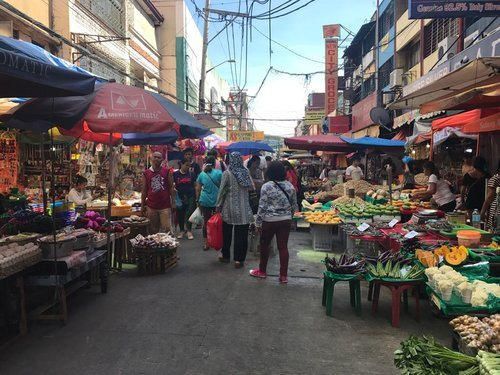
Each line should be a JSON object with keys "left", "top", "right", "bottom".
{"left": 111, "top": 92, "right": 147, "bottom": 111}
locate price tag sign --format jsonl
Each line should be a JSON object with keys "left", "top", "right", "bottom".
{"left": 357, "top": 223, "right": 370, "bottom": 232}
{"left": 404, "top": 230, "right": 419, "bottom": 239}
{"left": 388, "top": 218, "right": 399, "bottom": 228}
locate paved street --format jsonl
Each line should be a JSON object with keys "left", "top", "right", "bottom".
{"left": 0, "top": 231, "right": 450, "bottom": 374}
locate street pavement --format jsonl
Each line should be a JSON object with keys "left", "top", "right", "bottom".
{"left": 0, "top": 230, "right": 450, "bottom": 374}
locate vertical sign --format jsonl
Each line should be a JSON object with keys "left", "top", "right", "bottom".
{"left": 325, "top": 38, "right": 338, "bottom": 116}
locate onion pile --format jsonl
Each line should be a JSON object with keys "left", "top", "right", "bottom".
{"left": 130, "top": 233, "right": 179, "bottom": 249}
{"left": 450, "top": 315, "right": 500, "bottom": 353}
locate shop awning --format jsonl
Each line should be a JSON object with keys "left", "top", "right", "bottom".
{"left": 388, "top": 58, "right": 500, "bottom": 113}
{"left": 339, "top": 136, "right": 405, "bottom": 148}
{"left": 284, "top": 134, "right": 352, "bottom": 152}
{"left": 432, "top": 107, "right": 500, "bottom": 131}
{"left": 0, "top": 36, "right": 96, "bottom": 97}
{"left": 463, "top": 111, "right": 500, "bottom": 134}
{"left": 193, "top": 113, "right": 224, "bottom": 129}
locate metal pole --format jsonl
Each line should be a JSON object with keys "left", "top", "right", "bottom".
{"left": 374, "top": 0, "right": 380, "bottom": 107}
{"left": 198, "top": 0, "right": 210, "bottom": 112}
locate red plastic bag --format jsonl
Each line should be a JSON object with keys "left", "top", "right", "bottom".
{"left": 207, "top": 213, "right": 223, "bottom": 250}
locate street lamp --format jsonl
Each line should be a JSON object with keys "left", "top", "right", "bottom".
{"left": 206, "top": 59, "right": 235, "bottom": 74}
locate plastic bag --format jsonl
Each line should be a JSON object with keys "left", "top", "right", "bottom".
{"left": 188, "top": 207, "right": 203, "bottom": 225}
{"left": 207, "top": 213, "right": 223, "bottom": 250}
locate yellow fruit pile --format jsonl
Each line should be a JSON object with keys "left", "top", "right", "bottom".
{"left": 304, "top": 211, "right": 341, "bottom": 225}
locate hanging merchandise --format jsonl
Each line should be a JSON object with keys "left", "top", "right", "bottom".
{"left": 0, "top": 131, "right": 18, "bottom": 193}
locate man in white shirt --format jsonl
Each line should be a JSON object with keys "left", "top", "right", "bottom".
{"left": 345, "top": 157, "right": 364, "bottom": 180}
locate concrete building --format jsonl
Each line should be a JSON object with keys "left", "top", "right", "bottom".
{"left": 153, "top": 0, "right": 230, "bottom": 117}
{"left": 0, "top": 0, "right": 70, "bottom": 58}
{"left": 69, "top": 0, "right": 163, "bottom": 88}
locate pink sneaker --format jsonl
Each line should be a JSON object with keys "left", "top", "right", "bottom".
{"left": 249, "top": 269, "right": 267, "bottom": 279}
{"left": 279, "top": 276, "right": 288, "bottom": 284}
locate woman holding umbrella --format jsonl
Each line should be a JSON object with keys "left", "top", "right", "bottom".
{"left": 216, "top": 152, "right": 255, "bottom": 268}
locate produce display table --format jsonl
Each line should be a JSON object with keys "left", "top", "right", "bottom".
{"left": 25, "top": 250, "right": 108, "bottom": 324}
{"left": 426, "top": 284, "right": 495, "bottom": 317}
{"left": 322, "top": 271, "right": 361, "bottom": 316}
{"left": 380, "top": 224, "right": 448, "bottom": 252}
{"left": 370, "top": 278, "right": 424, "bottom": 328}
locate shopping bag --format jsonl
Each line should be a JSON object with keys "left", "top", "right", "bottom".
{"left": 207, "top": 213, "right": 223, "bottom": 250}
{"left": 188, "top": 207, "right": 203, "bottom": 225}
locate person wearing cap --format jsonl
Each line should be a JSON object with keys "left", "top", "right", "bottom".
{"left": 459, "top": 156, "right": 490, "bottom": 218}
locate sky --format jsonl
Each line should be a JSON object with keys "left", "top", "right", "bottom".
{"left": 187, "top": 0, "right": 377, "bottom": 137}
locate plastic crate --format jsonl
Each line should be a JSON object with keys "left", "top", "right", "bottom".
{"left": 346, "top": 235, "right": 382, "bottom": 257}
{"left": 311, "top": 224, "right": 334, "bottom": 251}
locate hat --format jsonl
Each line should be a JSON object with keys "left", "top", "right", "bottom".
{"left": 473, "top": 156, "right": 488, "bottom": 174}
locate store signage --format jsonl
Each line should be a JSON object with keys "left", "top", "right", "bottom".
{"left": 351, "top": 92, "right": 377, "bottom": 131}
{"left": 325, "top": 38, "right": 339, "bottom": 116}
{"left": 323, "top": 24, "right": 340, "bottom": 39}
{"left": 408, "top": 0, "right": 500, "bottom": 19}
{"left": 304, "top": 109, "right": 325, "bottom": 126}
{"left": 227, "top": 131, "right": 265, "bottom": 142}
{"left": 402, "top": 28, "right": 500, "bottom": 98}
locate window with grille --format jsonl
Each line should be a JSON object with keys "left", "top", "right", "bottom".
{"left": 379, "top": 57, "right": 394, "bottom": 89}
{"left": 403, "top": 40, "right": 420, "bottom": 71}
{"left": 379, "top": 0, "right": 395, "bottom": 40}
{"left": 76, "top": 0, "right": 125, "bottom": 36}
{"left": 423, "top": 18, "right": 459, "bottom": 58}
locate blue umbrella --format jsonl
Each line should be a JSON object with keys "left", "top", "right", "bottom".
{"left": 122, "top": 131, "right": 179, "bottom": 146}
{"left": 226, "top": 141, "right": 274, "bottom": 155}
{"left": 0, "top": 36, "right": 96, "bottom": 97}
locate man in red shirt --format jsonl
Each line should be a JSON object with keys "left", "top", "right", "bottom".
{"left": 141, "top": 151, "right": 175, "bottom": 233}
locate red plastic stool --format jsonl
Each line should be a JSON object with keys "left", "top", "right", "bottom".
{"left": 371, "top": 280, "right": 423, "bottom": 328}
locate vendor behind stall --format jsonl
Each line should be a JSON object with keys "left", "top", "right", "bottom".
{"left": 412, "top": 161, "right": 456, "bottom": 212}
{"left": 345, "top": 157, "right": 364, "bottom": 181}
{"left": 67, "top": 175, "right": 97, "bottom": 206}
{"left": 460, "top": 156, "right": 489, "bottom": 218}
{"left": 394, "top": 156, "right": 416, "bottom": 190}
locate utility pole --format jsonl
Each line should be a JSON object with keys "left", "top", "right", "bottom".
{"left": 198, "top": 0, "right": 210, "bottom": 112}
{"left": 198, "top": 5, "right": 248, "bottom": 113}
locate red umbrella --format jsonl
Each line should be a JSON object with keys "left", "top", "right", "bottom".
{"left": 59, "top": 121, "right": 122, "bottom": 145}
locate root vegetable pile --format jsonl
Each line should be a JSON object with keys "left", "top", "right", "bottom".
{"left": 450, "top": 315, "right": 500, "bottom": 353}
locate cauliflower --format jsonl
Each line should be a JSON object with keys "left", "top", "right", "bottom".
{"left": 439, "top": 265, "right": 454, "bottom": 274}
{"left": 449, "top": 274, "right": 467, "bottom": 285}
{"left": 457, "top": 281, "right": 471, "bottom": 293}
{"left": 425, "top": 267, "right": 439, "bottom": 279}
{"left": 471, "top": 289, "right": 489, "bottom": 307}
{"left": 438, "top": 279, "right": 453, "bottom": 292}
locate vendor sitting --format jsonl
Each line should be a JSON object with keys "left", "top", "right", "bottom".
{"left": 67, "top": 175, "right": 97, "bottom": 206}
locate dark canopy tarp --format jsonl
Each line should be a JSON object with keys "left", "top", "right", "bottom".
{"left": 284, "top": 134, "right": 352, "bottom": 152}
{"left": 0, "top": 36, "right": 96, "bottom": 97}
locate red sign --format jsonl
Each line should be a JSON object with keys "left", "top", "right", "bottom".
{"left": 325, "top": 39, "right": 338, "bottom": 116}
{"left": 351, "top": 92, "right": 377, "bottom": 131}
{"left": 323, "top": 24, "right": 340, "bottom": 38}
{"left": 329, "top": 115, "right": 350, "bottom": 134}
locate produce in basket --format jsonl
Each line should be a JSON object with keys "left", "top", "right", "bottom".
{"left": 130, "top": 233, "right": 179, "bottom": 249}
{"left": 450, "top": 315, "right": 500, "bottom": 354}
{"left": 324, "top": 254, "right": 365, "bottom": 274}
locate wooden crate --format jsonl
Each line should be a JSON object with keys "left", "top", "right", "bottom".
{"left": 134, "top": 246, "right": 178, "bottom": 276}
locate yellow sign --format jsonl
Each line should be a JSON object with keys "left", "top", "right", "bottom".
{"left": 304, "top": 110, "right": 324, "bottom": 126}
{"left": 227, "top": 131, "right": 265, "bottom": 142}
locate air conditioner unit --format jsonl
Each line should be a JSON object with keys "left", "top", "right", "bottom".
{"left": 438, "top": 36, "right": 459, "bottom": 62}
{"left": 0, "top": 21, "right": 13, "bottom": 37}
{"left": 389, "top": 69, "right": 403, "bottom": 88}
{"left": 463, "top": 31, "right": 479, "bottom": 49}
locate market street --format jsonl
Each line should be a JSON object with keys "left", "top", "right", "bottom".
{"left": 0, "top": 230, "right": 450, "bottom": 375}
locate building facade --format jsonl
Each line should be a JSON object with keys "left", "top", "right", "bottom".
{"left": 153, "top": 0, "right": 230, "bottom": 118}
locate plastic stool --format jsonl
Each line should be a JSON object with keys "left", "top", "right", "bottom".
{"left": 322, "top": 271, "right": 361, "bottom": 317}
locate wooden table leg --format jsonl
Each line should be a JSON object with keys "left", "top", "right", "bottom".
{"left": 59, "top": 286, "right": 68, "bottom": 325}
{"left": 16, "top": 276, "right": 27, "bottom": 335}
{"left": 99, "top": 260, "right": 108, "bottom": 294}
